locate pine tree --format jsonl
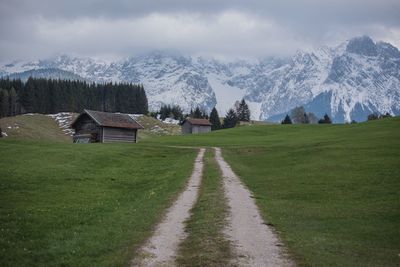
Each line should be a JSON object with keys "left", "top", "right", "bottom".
{"left": 223, "top": 108, "right": 238, "bottom": 129}
{"left": 193, "top": 107, "right": 203, "bottom": 118}
{"left": 138, "top": 84, "right": 148, "bottom": 114}
{"left": 318, "top": 113, "right": 332, "bottom": 124}
{"left": 171, "top": 105, "right": 183, "bottom": 120}
{"left": 324, "top": 114, "right": 332, "bottom": 124}
{"left": 8, "top": 87, "right": 18, "bottom": 116}
{"left": 303, "top": 113, "right": 310, "bottom": 124}
{"left": 159, "top": 105, "right": 171, "bottom": 120}
{"left": 209, "top": 107, "right": 221, "bottom": 130}
{"left": 281, "top": 114, "right": 292, "bottom": 124}
{"left": 202, "top": 109, "right": 209, "bottom": 119}
{"left": 236, "top": 99, "right": 251, "bottom": 121}
{"left": 21, "top": 77, "right": 35, "bottom": 113}
{"left": 0, "top": 89, "right": 9, "bottom": 118}
{"left": 367, "top": 113, "right": 379, "bottom": 121}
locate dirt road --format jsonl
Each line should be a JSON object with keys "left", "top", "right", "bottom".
{"left": 131, "top": 148, "right": 205, "bottom": 267}
{"left": 214, "top": 147, "right": 294, "bottom": 267}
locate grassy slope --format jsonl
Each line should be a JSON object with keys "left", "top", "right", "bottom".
{"left": 144, "top": 118, "right": 400, "bottom": 266}
{"left": 0, "top": 140, "right": 197, "bottom": 266}
{"left": 177, "top": 149, "right": 232, "bottom": 266}
{"left": 0, "top": 114, "right": 71, "bottom": 142}
{"left": 133, "top": 115, "right": 181, "bottom": 140}
{"left": 0, "top": 114, "right": 180, "bottom": 143}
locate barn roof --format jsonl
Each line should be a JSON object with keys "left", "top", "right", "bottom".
{"left": 72, "top": 110, "right": 144, "bottom": 129}
{"left": 185, "top": 118, "right": 212, "bottom": 126}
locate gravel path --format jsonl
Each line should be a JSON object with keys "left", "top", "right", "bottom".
{"left": 131, "top": 148, "right": 205, "bottom": 267}
{"left": 214, "top": 147, "right": 294, "bottom": 267}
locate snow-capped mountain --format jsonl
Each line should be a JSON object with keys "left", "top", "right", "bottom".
{"left": 1, "top": 36, "right": 399, "bottom": 122}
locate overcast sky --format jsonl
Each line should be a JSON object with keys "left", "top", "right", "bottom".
{"left": 0, "top": 0, "right": 399, "bottom": 61}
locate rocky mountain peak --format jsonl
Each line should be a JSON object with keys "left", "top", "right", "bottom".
{"left": 1, "top": 37, "right": 399, "bottom": 123}
{"left": 346, "top": 36, "right": 378, "bottom": 57}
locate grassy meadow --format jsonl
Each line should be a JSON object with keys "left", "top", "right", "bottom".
{"left": 0, "top": 140, "right": 197, "bottom": 266}
{"left": 0, "top": 115, "right": 399, "bottom": 266}
{"left": 147, "top": 117, "right": 400, "bottom": 266}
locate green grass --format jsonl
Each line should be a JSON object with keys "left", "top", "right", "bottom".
{"left": 144, "top": 117, "right": 400, "bottom": 266}
{"left": 0, "top": 140, "right": 197, "bottom": 266}
{"left": 177, "top": 149, "right": 232, "bottom": 267}
{"left": 1, "top": 116, "right": 399, "bottom": 266}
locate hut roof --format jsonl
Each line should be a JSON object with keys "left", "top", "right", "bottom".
{"left": 72, "top": 110, "right": 144, "bottom": 129}
{"left": 185, "top": 118, "right": 212, "bottom": 126}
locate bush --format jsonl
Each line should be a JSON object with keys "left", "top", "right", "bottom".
{"left": 318, "top": 114, "right": 332, "bottom": 124}
{"left": 367, "top": 113, "right": 379, "bottom": 121}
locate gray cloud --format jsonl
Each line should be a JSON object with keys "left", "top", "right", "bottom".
{"left": 0, "top": 0, "right": 399, "bottom": 61}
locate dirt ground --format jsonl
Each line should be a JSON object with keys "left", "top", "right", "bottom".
{"left": 131, "top": 148, "right": 205, "bottom": 267}
{"left": 214, "top": 147, "right": 294, "bottom": 267}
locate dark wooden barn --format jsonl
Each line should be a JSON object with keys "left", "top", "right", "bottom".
{"left": 71, "top": 110, "right": 143, "bottom": 143}
{"left": 181, "top": 118, "right": 212, "bottom": 134}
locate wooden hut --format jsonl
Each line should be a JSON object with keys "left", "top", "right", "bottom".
{"left": 181, "top": 118, "right": 211, "bottom": 134}
{"left": 71, "top": 109, "right": 143, "bottom": 143}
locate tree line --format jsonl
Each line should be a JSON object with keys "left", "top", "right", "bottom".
{"left": 281, "top": 106, "right": 332, "bottom": 124}
{"left": 153, "top": 98, "right": 251, "bottom": 131}
{"left": 282, "top": 106, "right": 394, "bottom": 124}
{"left": 0, "top": 77, "right": 148, "bottom": 118}
{"left": 367, "top": 112, "right": 392, "bottom": 121}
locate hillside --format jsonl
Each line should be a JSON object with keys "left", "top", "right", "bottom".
{"left": 0, "top": 114, "right": 74, "bottom": 142}
{"left": 131, "top": 115, "right": 181, "bottom": 139}
{"left": 0, "top": 113, "right": 181, "bottom": 142}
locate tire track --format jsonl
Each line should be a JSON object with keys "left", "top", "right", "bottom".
{"left": 131, "top": 148, "right": 205, "bottom": 267}
{"left": 214, "top": 147, "right": 294, "bottom": 267}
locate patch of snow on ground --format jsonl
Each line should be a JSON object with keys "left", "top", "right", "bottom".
{"left": 162, "top": 118, "right": 180, "bottom": 125}
{"left": 6, "top": 124, "right": 20, "bottom": 130}
{"left": 150, "top": 125, "right": 168, "bottom": 134}
{"left": 2, "top": 131, "right": 7, "bottom": 137}
{"left": 129, "top": 114, "right": 144, "bottom": 119}
{"left": 47, "top": 112, "right": 75, "bottom": 136}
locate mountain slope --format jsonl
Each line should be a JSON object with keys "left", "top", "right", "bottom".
{"left": 1, "top": 36, "right": 399, "bottom": 122}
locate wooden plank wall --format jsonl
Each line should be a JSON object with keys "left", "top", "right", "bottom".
{"left": 181, "top": 121, "right": 192, "bottom": 134}
{"left": 102, "top": 127, "right": 137, "bottom": 143}
{"left": 192, "top": 125, "right": 211, "bottom": 134}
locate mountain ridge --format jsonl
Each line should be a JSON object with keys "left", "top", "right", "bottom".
{"left": 1, "top": 36, "right": 399, "bottom": 122}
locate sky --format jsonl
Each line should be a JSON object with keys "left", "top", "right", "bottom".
{"left": 0, "top": 0, "right": 399, "bottom": 61}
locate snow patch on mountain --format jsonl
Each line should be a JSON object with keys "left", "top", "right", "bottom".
{"left": 1, "top": 36, "right": 399, "bottom": 122}
{"left": 207, "top": 74, "right": 247, "bottom": 118}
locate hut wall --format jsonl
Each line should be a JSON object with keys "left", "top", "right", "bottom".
{"left": 73, "top": 114, "right": 102, "bottom": 142}
{"left": 181, "top": 121, "right": 192, "bottom": 134}
{"left": 102, "top": 127, "right": 137, "bottom": 143}
{"left": 192, "top": 125, "right": 211, "bottom": 134}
